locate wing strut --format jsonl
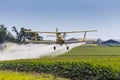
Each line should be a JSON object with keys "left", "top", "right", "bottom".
{"left": 83, "top": 32, "right": 87, "bottom": 42}
{"left": 34, "top": 32, "right": 37, "bottom": 41}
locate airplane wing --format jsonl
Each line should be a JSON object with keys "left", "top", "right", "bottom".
{"left": 24, "top": 31, "right": 57, "bottom": 34}
{"left": 24, "top": 30, "right": 97, "bottom": 34}
{"left": 25, "top": 40, "right": 56, "bottom": 43}
{"left": 59, "top": 30, "right": 98, "bottom": 34}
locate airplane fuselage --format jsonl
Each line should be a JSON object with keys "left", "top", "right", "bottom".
{"left": 56, "top": 33, "right": 65, "bottom": 45}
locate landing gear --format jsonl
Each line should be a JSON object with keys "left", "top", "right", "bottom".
{"left": 53, "top": 45, "right": 69, "bottom": 50}
{"left": 54, "top": 46, "right": 56, "bottom": 50}
{"left": 67, "top": 46, "right": 69, "bottom": 50}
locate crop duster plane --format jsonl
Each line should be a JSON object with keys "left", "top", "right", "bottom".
{"left": 25, "top": 28, "right": 97, "bottom": 50}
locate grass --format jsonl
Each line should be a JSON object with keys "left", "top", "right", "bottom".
{"left": 60, "top": 44, "right": 120, "bottom": 57}
{"left": 0, "top": 70, "right": 69, "bottom": 80}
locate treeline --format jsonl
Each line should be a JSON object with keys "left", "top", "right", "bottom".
{"left": 0, "top": 24, "right": 43, "bottom": 43}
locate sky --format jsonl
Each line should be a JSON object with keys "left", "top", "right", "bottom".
{"left": 0, "top": 0, "right": 120, "bottom": 40}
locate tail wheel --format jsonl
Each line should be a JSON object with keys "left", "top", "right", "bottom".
{"left": 54, "top": 46, "right": 56, "bottom": 50}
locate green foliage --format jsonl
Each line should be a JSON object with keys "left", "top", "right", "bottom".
{"left": 0, "top": 24, "right": 43, "bottom": 43}
{"left": 0, "top": 24, "right": 44, "bottom": 43}
{"left": 0, "top": 57, "right": 120, "bottom": 80}
{"left": 12, "top": 26, "right": 43, "bottom": 43}
{"left": 0, "top": 24, "right": 15, "bottom": 43}
{"left": 0, "top": 24, "right": 7, "bottom": 43}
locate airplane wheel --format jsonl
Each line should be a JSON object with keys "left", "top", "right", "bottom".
{"left": 54, "top": 46, "right": 56, "bottom": 50}
{"left": 67, "top": 46, "right": 69, "bottom": 50}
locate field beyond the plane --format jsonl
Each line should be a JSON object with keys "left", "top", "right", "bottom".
{"left": 59, "top": 44, "right": 120, "bottom": 57}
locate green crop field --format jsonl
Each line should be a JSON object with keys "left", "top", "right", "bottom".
{"left": 60, "top": 44, "right": 120, "bottom": 57}
{"left": 0, "top": 70, "right": 69, "bottom": 80}
{"left": 1, "top": 44, "right": 120, "bottom": 80}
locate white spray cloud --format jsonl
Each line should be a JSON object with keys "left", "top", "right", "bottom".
{"left": 0, "top": 43, "right": 84, "bottom": 61}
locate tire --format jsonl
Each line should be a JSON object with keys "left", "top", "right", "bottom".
{"left": 67, "top": 46, "right": 69, "bottom": 50}
{"left": 54, "top": 46, "right": 56, "bottom": 50}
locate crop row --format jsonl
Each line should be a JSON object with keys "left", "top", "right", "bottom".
{"left": 0, "top": 58, "right": 120, "bottom": 80}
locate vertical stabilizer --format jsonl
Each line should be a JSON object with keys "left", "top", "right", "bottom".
{"left": 56, "top": 27, "right": 58, "bottom": 33}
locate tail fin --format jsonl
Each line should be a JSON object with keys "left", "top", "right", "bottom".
{"left": 56, "top": 27, "right": 58, "bottom": 33}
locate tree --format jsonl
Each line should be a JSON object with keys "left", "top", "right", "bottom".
{"left": 5, "top": 32, "right": 15, "bottom": 42}
{"left": 0, "top": 24, "right": 7, "bottom": 43}
{"left": 12, "top": 26, "right": 43, "bottom": 42}
{"left": 0, "top": 24, "right": 15, "bottom": 43}
{"left": 12, "top": 26, "right": 21, "bottom": 42}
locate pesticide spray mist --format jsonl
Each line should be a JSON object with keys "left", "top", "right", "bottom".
{"left": 0, "top": 43, "right": 84, "bottom": 61}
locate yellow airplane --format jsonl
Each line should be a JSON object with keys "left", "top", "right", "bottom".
{"left": 25, "top": 28, "right": 97, "bottom": 50}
